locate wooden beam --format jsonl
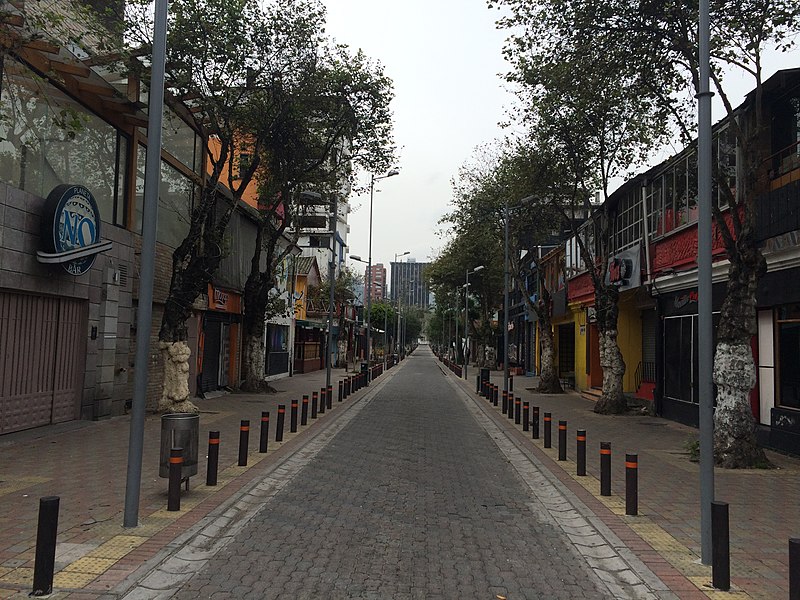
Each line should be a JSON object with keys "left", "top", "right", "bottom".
{"left": 50, "top": 58, "right": 91, "bottom": 78}
{"left": 76, "top": 80, "right": 116, "bottom": 97}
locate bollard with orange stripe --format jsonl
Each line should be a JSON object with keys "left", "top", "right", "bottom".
{"left": 507, "top": 393, "right": 515, "bottom": 420}
{"left": 544, "top": 412, "right": 552, "bottom": 448}
{"left": 311, "top": 391, "right": 318, "bottom": 419}
{"left": 625, "top": 453, "right": 638, "bottom": 516}
{"left": 259, "top": 412, "right": 269, "bottom": 453}
{"left": 600, "top": 442, "right": 612, "bottom": 496}
{"left": 290, "top": 399, "right": 299, "bottom": 433}
{"left": 327, "top": 385, "right": 333, "bottom": 410}
{"left": 493, "top": 385, "right": 499, "bottom": 407}
{"left": 502, "top": 390, "right": 508, "bottom": 413}
{"left": 276, "top": 405, "right": 285, "bottom": 442}
{"left": 206, "top": 431, "right": 220, "bottom": 486}
{"left": 522, "top": 402, "right": 530, "bottom": 432}
{"left": 338, "top": 380, "right": 344, "bottom": 402}
{"left": 319, "top": 388, "right": 326, "bottom": 415}
{"left": 532, "top": 406, "right": 540, "bottom": 439}
{"left": 515, "top": 397, "right": 522, "bottom": 425}
{"left": 238, "top": 420, "right": 250, "bottom": 466}
{"left": 558, "top": 421, "right": 567, "bottom": 461}
{"left": 168, "top": 447, "right": 183, "bottom": 511}
{"left": 576, "top": 429, "right": 586, "bottom": 476}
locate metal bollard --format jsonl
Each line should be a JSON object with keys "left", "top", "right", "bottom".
{"left": 509, "top": 374, "right": 514, "bottom": 392}
{"left": 626, "top": 454, "right": 638, "bottom": 516}
{"left": 558, "top": 421, "right": 567, "bottom": 461}
{"left": 712, "top": 501, "right": 730, "bottom": 591}
{"left": 339, "top": 381, "right": 344, "bottom": 402}
{"left": 259, "top": 413, "right": 269, "bottom": 453}
{"left": 207, "top": 431, "right": 220, "bottom": 485}
{"left": 168, "top": 447, "right": 183, "bottom": 511}
{"left": 31, "top": 496, "right": 60, "bottom": 596}
{"left": 319, "top": 388, "right": 326, "bottom": 414}
{"left": 327, "top": 385, "right": 333, "bottom": 410}
{"left": 502, "top": 390, "right": 508, "bottom": 413}
{"left": 311, "top": 391, "right": 318, "bottom": 419}
{"left": 301, "top": 395, "right": 309, "bottom": 426}
{"left": 290, "top": 399, "right": 298, "bottom": 433}
{"left": 276, "top": 405, "right": 285, "bottom": 442}
{"left": 507, "top": 393, "right": 514, "bottom": 420}
{"left": 522, "top": 402, "right": 530, "bottom": 432}
{"left": 600, "top": 442, "right": 612, "bottom": 496}
{"left": 790, "top": 538, "right": 800, "bottom": 600}
{"left": 544, "top": 413, "right": 552, "bottom": 447}
{"left": 238, "top": 420, "right": 250, "bottom": 466}
{"left": 532, "top": 406, "right": 540, "bottom": 439}
{"left": 493, "top": 385, "right": 499, "bottom": 407}
{"left": 477, "top": 375, "right": 481, "bottom": 394}
{"left": 515, "top": 397, "right": 521, "bottom": 425}
{"left": 576, "top": 430, "right": 586, "bottom": 476}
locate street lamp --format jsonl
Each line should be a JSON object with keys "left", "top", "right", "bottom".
{"left": 363, "top": 169, "right": 399, "bottom": 383}
{"left": 393, "top": 251, "right": 410, "bottom": 356}
{"left": 464, "top": 265, "right": 484, "bottom": 379}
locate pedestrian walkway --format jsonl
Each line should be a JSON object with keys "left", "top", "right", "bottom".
{"left": 0, "top": 364, "right": 379, "bottom": 599}
{"left": 458, "top": 366, "right": 800, "bottom": 600}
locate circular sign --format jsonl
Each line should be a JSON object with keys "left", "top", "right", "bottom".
{"left": 41, "top": 184, "right": 102, "bottom": 276}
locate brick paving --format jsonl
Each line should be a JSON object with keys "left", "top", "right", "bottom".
{"left": 0, "top": 364, "right": 368, "bottom": 599}
{"left": 168, "top": 349, "right": 630, "bottom": 599}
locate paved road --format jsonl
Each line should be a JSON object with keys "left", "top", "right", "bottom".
{"left": 142, "top": 348, "right": 663, "bottom": 599}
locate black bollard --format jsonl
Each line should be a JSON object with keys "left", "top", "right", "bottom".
{"left": 477, "top": 375, "right": 481, "bottom": 394}
{"left": 31, "top": 496, "right": 60, "bottom": 596}
{"left": 558, "top": 421, "right": 567, "bottom": 461}
{"left": 544, "top": 413, "right": 552, "bottom": 448}
{"left": 259, "top": 413, "right": 269, "bottom": 453}
{"left": 290, "top": 399, "right": 298, "bottom": 433}
{"left": 238, "top": 420, "right": 250, "bottom": 466}
{"left": 711, "top": 501, "right": 730, "bottom": 591}
{"left": 576, "top": 430, "right": 586, "bottom": 476}
{"left": 600, "top": 442, "right": 611, "bottom": 496}
{"left": 339, "top": 381, "right": 344, "bottom": 402}
{"left": 301, "top": 395, "right": 309, "bottom": 426}
{"left": 515, "top": 398, "right": 522, "bottom": 425}
{"left": 168, "top": 447, "right": 183, "bottom": 511}
{"left": 493, "top": 385, "right": 499, "bottom": 407}
{"left": 509, "top": 374, "right": 514, "bottom": 392}
{"left": 311, "top": 391, "right": 318, "bottom": 418}
{"left": 319, "top": 388, "right": 326, "bottom": 414}
{"left": 790, "top": 539, "right": 800, "bottom": 600}
{"left": 507, "top": 393, "right": 514, "bottom": 420}
{"left": 502, "top": 390, "right": 508, "bottom": 413}
{"left": 207, "top": 431, "right": 220, "bottom": 485}
{"left": 532, "top": 406, "right": 540, "bottom": 439}
{"left": 625, "top": 454, "right": 638, "bottom": 516}
{"left": 327, "top": 385, "right": 333, "bottom": 410}
{"left": 522, "top": 402, "right": 530, "bottom": 432}
{"left": 276, "top": 405, "right": 285, "bottom": 442}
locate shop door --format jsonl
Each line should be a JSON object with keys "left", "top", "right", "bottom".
{"left": 0, "top": 292, "right": 86, "bottom": 434}
{"left": 588, "top": 323, "right": 603, "bottom": 388}
{"left": 201, "top": 319, "right": 221, "bottom": 393}
{"left": 219, "top": 323, "right": 230, "bottom": 387}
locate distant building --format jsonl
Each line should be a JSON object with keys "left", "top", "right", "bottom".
{"left": 366, "top": 263, "right": 386, "bottom": 301}
{"left": 390, "top": 259, "right": 430, "bottom": 310}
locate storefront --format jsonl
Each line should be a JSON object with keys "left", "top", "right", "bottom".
{"left": 199, "top": 284, "right": 242, "bottom": 394}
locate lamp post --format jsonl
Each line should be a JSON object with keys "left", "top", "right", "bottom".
{"left": 363, "top": 170, "right": 398, "bottom": 383}
{"left": 464, "top": 265, "right": 484, "bottom": 379}
{"left": 393, "top": 251, "right": 410, "bottom": 356}
{"left": 326, "top": 194, "right": 339, "bottom": 392}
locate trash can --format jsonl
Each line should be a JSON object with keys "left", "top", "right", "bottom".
{"left": 159, "top": 413, "right": 199, "bottom": 479}
{"left": 361, "top": 361, "right": 369, "bottom": 375}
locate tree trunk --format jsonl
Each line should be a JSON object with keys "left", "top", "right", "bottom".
{"left": 242, "top": 330, "right": 269, "bottom": 391}
{"left": 537, "top": 287, "right": 563, "bottom": 394}
{"left": 157, "top": 340, "right": 196, "bottom": 413}
{"left": 712, "top": 237, "right": 770, "bottom": 467}
{"left": 594, "top": 286, "right": 627, "bottom": 414}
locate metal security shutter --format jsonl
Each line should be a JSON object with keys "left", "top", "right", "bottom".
{"left": 641, "top": 309, "right": 657, "bottom": 381}
{"left": 200, "top": 317, "right": 221, "bottom": 393}
{"left": 0, "top": 292, "right": 86, "bottom": 434}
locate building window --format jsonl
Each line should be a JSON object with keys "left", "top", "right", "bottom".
{"left": 777, "top": 304, "right": 800, "bottom": 410}
{"left": 0, "top": 58, "right": 128, "bottom": 226}
{"left": 663, "top": 312, "right": 719, "bottom": 404}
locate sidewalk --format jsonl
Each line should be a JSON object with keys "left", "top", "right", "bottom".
{"left": 453, "top": 367, "right": 799, "bottom": 600}
{"left": 0, "top": 364, "right": 388, "bottom": 599}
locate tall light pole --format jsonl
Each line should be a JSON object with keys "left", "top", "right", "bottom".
{"left": 326, "top": 193, "right": 339, "bottom": 392}
{"left": 464, "top": 265, "right": 484, "bottom": 379}
{"left": 503, "top": 198, "right": 510, "bottom": 394}
{"left": 393, "top": 251, "right": 409, "bottom": 355}
{"left": 365, "top": 170, "right": 399, "bottom": 383}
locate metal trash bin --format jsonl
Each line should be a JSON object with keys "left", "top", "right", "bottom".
{"left": 159, "top": 413, "right": 199, "bottom": 479}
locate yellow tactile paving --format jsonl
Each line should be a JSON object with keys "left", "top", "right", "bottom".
{"left": 87, "top": 535, "right": 147, "bottom": 560}
{"left": 63, "top": 557, "right": 117, "bottom": 575}
{"left": 0, "top": 476, "right": 51, "bottom": 497}
{"left": 52, "top": 571, "right": 97, "bottom": 588}
{"left": 0, "top": 567, "right": 33, "bottom": 585}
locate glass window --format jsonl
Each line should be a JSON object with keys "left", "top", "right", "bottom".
{"left": 664, "top": 170, "right": 675, "bottom": 233}
{"left": 0, "top": 59, "right": 128, "bottom": 226}
{"left": 675, "top": 158, "right": 688, "bottom": 227}
{"left": 687, "top": 151, "right": 698, "bottom": 224}
{"left": 717, "top": 127, "right": 736, "bottom": 207}
{"left": 778, "top": 304, "right": 800, "bottom": 410}
{"left": 161, "top": 105, "right": 198, "bottom": 172}
{"left": 134, "top": 144, "right": 195, "bottom": 246}
{"left": 647, "top": 175, "right": 663, "bottom": 238}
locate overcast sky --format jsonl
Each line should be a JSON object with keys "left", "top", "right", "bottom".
{"left": 323, "top": 0, "right": 514, "bottom": 275}
{"left": 322, "top": 1, "right": 796, "bottom": 283}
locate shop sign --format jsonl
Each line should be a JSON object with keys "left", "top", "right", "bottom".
{"left": 37, "top": 184, "right": 111, "bottom": 275}
{"left": 604, "top": 246, "right": 641, "bottom": 291}
{"left": 208, "top": 284, "right": 241, "bottom": 313}
{"left": 673, "top": 290, "right": 699, "bottom": 310}
{"left": 587, "top": 306, "right": 597, "bottom": 323}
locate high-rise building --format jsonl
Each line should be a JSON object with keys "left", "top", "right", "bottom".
{"left": 366, "top": 264, "right": 386, "bottom": 301}
{"left": 390, "top": 259, "right": 430, "bottom": 310}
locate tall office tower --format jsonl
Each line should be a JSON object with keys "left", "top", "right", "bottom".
{"left": 366, "top": 264, "right": 386, "bottom": 301}
{"left": 390, "top": 259, "right": 430, "bottom": 310}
